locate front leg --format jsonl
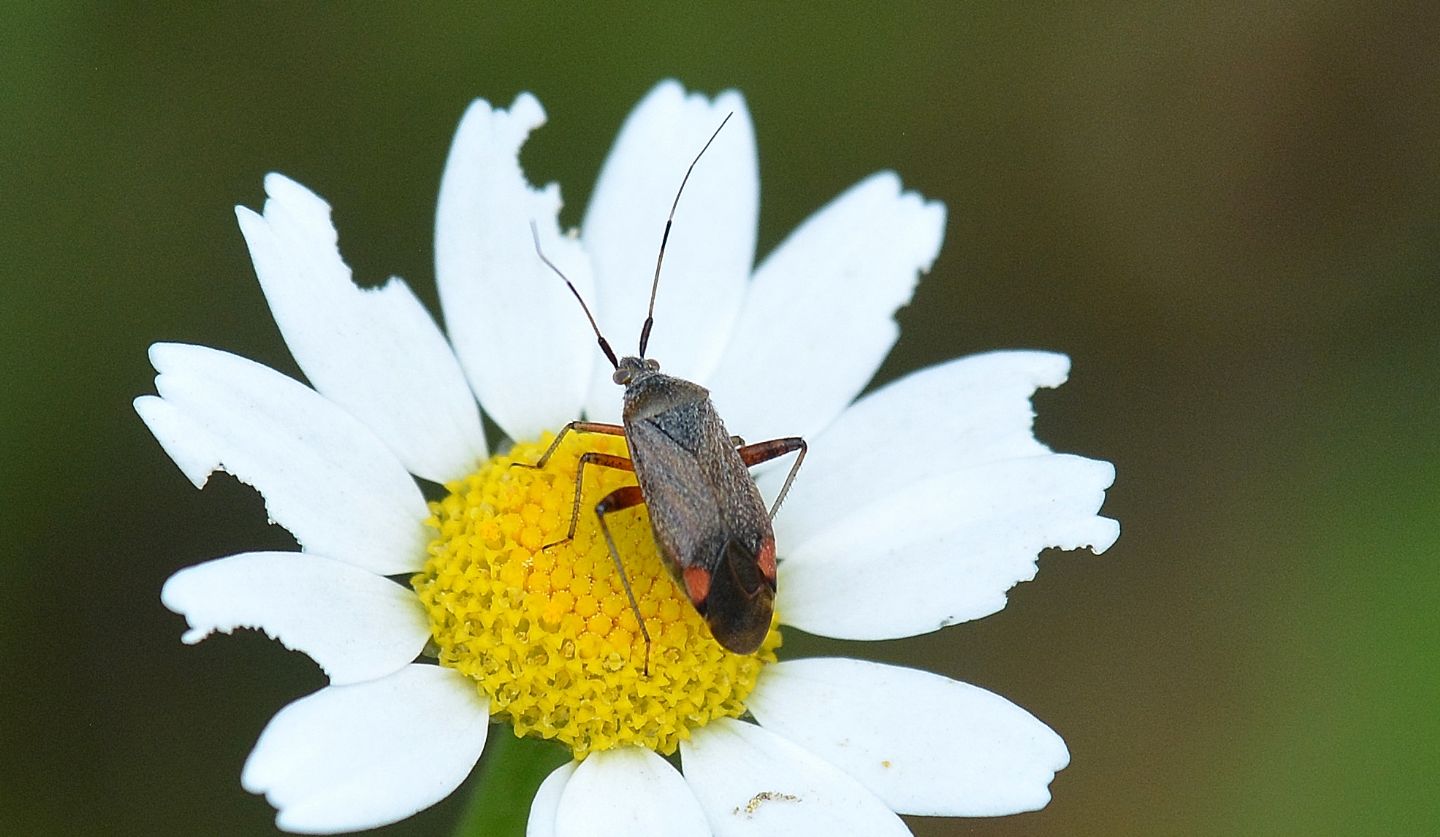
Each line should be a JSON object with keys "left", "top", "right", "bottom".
{"left": 512, "top": 420, "right": 626, "bottom": 470}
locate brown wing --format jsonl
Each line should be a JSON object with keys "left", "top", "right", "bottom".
{"left": 627, "top": 393, "right": 772, "bottom": 564}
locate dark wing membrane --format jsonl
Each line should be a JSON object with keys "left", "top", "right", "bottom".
{"left": 703, "top": 537, "right": 775, "bottom": 654}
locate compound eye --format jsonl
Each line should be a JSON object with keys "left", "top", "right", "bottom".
{"left": 612, "top": 368, "right": 632, "bottom": 385}
{"left": 644, "top": 358, "right": 660, "bottom": 371}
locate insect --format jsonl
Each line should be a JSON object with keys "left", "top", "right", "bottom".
{"left": 519, "top": 113, "right": 806, "bottom": 666}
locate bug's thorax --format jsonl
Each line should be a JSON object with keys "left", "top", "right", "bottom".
{"left": 613, "top": 356, "right": 710, "bottom": 422}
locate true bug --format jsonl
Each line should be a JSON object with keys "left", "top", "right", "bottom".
{"left": 519, "top": 114, "right": 806, "bottom": 664}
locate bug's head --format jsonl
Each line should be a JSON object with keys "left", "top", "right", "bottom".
{"left": 612, "top": 356, "right": 660, "bottom": 386}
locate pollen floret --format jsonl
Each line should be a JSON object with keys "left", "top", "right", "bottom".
{"left": 414, "top": 432, "right": 781, "bottom": 758}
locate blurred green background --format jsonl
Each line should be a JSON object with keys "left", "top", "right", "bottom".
{"left": 4, "top": 3, "right": 1437, "bottom": 835}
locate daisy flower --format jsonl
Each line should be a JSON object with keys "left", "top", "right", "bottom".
{"left": 139, "top": 80, "right": 1118, "bottom": 835}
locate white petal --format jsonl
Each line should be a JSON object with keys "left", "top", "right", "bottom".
{"left": 242, "top": 664, "right": 489, "bottom": 834}
{"left": 236, "top": 173, "right": 487, "bottom": 483}
{"left": 160, "top": 551, "right": 428, "bottom": 685}
{"left": 581, "top": 80, "right": 758, "bottom": 421}
{"left": 554, "top": 748, "right": 709, "bottom": 837}
{"left": 136, "top": 344, "right": 430, "bottom": 574}
{"left": 705, "top": 172, "right": 945, "bottom": 444}
{"left": 681, "top": 718, "right": 910, "bottom": 837}
{"left": 779, "top": 454, "right": 1119, "bottom": 640}
{"left": 435, "top": 93, "right": 596, "bottom": 442}
{"left": 758, "top": 351, "right": 1071, "bottom": 543}
{"left": 748, "top": 658, "right": 1069, "bottom": 816}
{"left": 526, "top": 761, "right": 577, "bottom": 837}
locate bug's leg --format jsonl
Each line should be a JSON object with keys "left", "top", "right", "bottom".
{"left": 511, "top": 421, "right": 626, "bottom": 470}
{"left": 543, "top": 452, "right": 634, "bottom": 551}
{"left": 737, "top": 437, "right": 807, "bottom": 519}
{"left": 593, "top": 484, "right": 653, "bottom": 675}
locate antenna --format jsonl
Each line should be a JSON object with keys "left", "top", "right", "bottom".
{"left": 530, "top": 221, "right": 619, "bottom": 370}
{"left": 638, "top": 111, "right": 733, "bottom": 358}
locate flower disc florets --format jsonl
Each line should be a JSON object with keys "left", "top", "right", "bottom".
{"left": 413, "top": 431, "right": 781, "bottom": 758}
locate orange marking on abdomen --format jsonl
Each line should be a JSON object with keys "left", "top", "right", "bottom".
{"left": 683, "top": 565, "right": 711, "bottom": 607}
{"left": 757, "top": 536, "right": 776, "bottom": 583}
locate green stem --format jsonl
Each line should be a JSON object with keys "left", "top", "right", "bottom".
{"left": 452, "top": 729, "right": 570, "bottom": 837}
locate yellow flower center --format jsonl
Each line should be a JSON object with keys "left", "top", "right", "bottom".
{"left": 413, "top": 431, "right": 781, "bottom": 758}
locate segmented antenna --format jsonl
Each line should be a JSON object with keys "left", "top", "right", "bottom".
{"left": 638, "top": 111, "right": 734, "bottom": 358}
{"left": 530, "top": 221, "right": 619, "bottom": 370}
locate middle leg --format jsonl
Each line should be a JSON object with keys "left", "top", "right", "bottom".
{"left": 737, "top": 437, "right": 808, "bottom": 519}
{"left": 593, "top": 484, "right": 652, "bottom": 674}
